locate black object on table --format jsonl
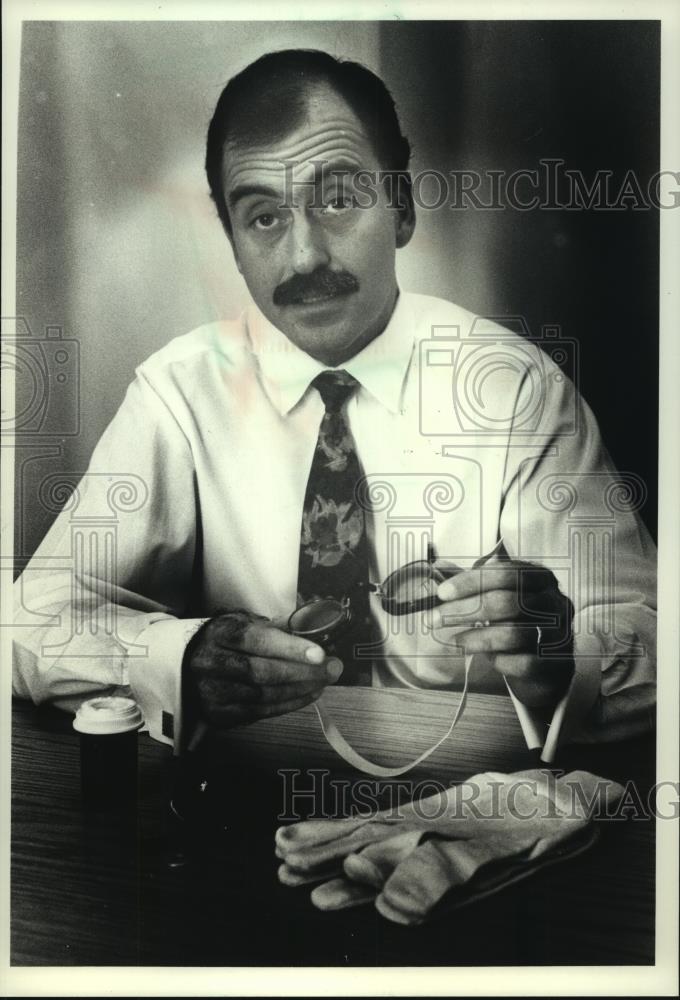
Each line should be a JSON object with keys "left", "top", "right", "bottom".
{"left": 11, "top": 690, "right": 655, "bottom": 967}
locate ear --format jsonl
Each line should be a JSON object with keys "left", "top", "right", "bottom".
{"left": 394, "top": 176, "right": 416, "bottom": 249}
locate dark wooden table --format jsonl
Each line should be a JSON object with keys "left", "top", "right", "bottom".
{"left": 11, "top": 688, "right": 655, "bottom": 967}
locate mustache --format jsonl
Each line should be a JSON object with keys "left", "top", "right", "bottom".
{"left": 273, "top": 268, "right": 360, "bottom": 306}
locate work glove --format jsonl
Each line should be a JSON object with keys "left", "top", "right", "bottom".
{"left": 275, "top": 769, "right": 624, "bottom": 925}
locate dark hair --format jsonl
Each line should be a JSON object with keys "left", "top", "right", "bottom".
{"left": 205, "top": 48, "right": 412, "bottom": 234}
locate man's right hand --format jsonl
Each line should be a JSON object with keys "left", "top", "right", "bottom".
{"left": 183, "top": 610, "right": 343, "bottom": 729}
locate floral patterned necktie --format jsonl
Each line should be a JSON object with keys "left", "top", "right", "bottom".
{"left": 297, "top": 370, "right": 373, "bottom": 684}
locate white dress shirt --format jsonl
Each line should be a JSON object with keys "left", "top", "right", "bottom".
{"left": 13, "top": 292, "right": 657, "bottom": 754}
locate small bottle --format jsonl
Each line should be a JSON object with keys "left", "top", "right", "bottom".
{"left": 73, "top": 696, "right": 143, "bottom": 811}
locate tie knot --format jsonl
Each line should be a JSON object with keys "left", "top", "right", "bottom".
{"left": 312, "top": 370, "right": 360, "bottom": 412}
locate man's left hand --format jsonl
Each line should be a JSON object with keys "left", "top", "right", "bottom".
{"left": 428, "top": 560, "right": 575, "bottom": 708}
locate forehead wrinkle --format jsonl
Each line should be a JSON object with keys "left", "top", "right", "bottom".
{"left": 228, "top": 142, "right": 363, "bottom": 175}
{"left": 223, "top": 124, "right": 373, "bottom": 180}
{"left": 225, "top": 146, "right": 366, "bottom": 191}
{"left": 252, "top": 121, "right": 370, "bottom": 162}
{"left": 227, "top": 118, "right": 368, "bottom": 159}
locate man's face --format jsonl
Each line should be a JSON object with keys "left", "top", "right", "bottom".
{"left": 221, "top": 83, "right": 415, "bottom": 366}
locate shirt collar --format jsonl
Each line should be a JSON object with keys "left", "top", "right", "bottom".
{"left": 246, "top": 292, "right": 416, "bottom": 416}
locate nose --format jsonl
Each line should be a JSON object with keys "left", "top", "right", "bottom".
{"left": 289, "top": 212, "right": 330, "bottom": 274}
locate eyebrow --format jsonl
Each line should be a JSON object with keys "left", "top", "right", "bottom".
{"left": 227, "top": 184, "right": 281, "bottom": 210}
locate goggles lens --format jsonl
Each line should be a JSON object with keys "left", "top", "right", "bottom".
{"left": 288, "top": 598, "right": 351, "bottom": 641}
{"left": 288, "top": 558, "right": 457, "bottom": 643}
{"left": 379, "top": 559, "right": 446, "bottom": 614}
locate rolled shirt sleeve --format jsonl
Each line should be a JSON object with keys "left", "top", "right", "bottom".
{"left": 500, "top": 349, "right": 656, "bottom": 749}
{"left": 12, "top": 371, "right": 205, "bottom": 750}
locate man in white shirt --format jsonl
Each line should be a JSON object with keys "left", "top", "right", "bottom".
{"left": 13, "top": 50, "right": 656, "bottom": 756}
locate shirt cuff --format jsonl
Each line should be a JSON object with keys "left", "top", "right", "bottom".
{"left": 503, "top": 635, "right": 603, "bottom": 762}
{"left": 127, "top": 617, "right": 209, "bottom": 752}
{"left": 541, "top": 634, "right": 603, "bottom": 762}
{"left": 504, "top": 683, "right": 548, "bottom": 751}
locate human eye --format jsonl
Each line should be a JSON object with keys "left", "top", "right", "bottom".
{"left": 251, "top": 211, "right": 281, "bottom": 231}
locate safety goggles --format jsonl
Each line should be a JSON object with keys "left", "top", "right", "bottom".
{"left": 287, "top": 545, "right": 456, "bottom": 647}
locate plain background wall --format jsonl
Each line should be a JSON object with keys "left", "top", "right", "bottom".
{"left": 14, "top": 20, "right": 659, "bottom": 563}
{"left": 14, "top": 21, "right": 382, "bottom": 561}
{"left": 379, "top": 21, "right": 659, "bottom": 541}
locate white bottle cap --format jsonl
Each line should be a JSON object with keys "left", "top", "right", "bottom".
{"left": 73, "top": 696, "right": 144, "bottom": 735}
